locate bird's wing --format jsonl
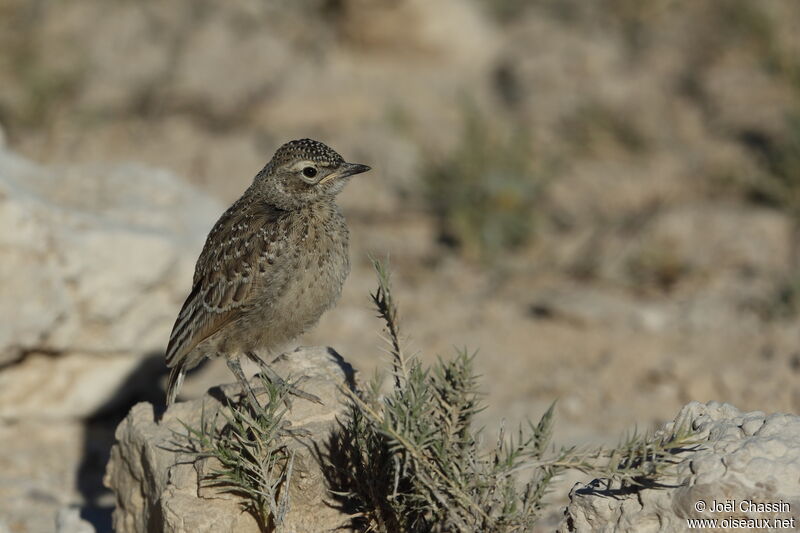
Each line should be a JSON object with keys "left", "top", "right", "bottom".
{"left": 165, "top": 195, "right": 287, "bottom": 367}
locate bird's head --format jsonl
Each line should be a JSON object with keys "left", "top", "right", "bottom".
{"left": 256, "top": 138, "right": 370, "bottom": 209}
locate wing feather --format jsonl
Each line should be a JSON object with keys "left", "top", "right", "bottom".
{"left": 165, "top": 195, "right": 286, "bottom": 368}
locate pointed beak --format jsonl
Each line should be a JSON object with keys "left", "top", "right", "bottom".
{"left": 339, "top": 162, "right": 371, "bottom": 178}
{"left": 320, "top": 162, "right": 371, "bottom": 184}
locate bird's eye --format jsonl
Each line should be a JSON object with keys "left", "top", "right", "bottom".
{"left": 302, "top": 167, "right": 317, "bottom": 178}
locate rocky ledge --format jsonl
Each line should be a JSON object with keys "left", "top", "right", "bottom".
{"left": 560, "top": 401, "right": 800, "bottom": 532}
{"left": 104, "top": 346, "right": 356, "bottom": 533}
{"left": 105, "top": 349, "right": 800, "bottom": 533}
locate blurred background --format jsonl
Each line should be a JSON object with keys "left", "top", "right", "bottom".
{"left": 1, "top": 0, "right": 799, "bottom": 531}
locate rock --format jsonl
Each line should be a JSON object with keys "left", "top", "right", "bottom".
{"left": 560, "top": 401, "right": 800, "bottom": 532}
{"left": 104, "top": 346, "right": 356, "bottom": 533}
{"left": 56, "top": 508, "right": 97, "bottom": 533}
{"left": 562, "top": 204, "right": 794, "bottom": 292}
{"left": 0, "top": 420, "right": 93, "bottom": 533}
{"left": 626, "top": 205, "right": 793, "bottom": 281}
{"left": 168, "top": 8, "right": 294, "bottom": 119}
{"left": 336, "top": 0, "right": 497, "bottom": 65}
{"left": 0, "top": 145, "right": 221, "bottom": 418}
{"left": 0, "top": 352, "right": 149, "bottom": 420}
{"left": 529, "top": 285, "right": 666, "bottom": 330}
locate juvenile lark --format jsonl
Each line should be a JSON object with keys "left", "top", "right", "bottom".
{"left": 165, "top": 139, "right": 370, "bottom": 406}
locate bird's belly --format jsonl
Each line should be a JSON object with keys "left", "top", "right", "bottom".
{"left": 240, "top": 245, "right": 349, "bottom": 353}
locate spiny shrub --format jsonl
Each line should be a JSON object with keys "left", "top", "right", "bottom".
{"left": 323, "top": 260, "right": 700, "bottom": 532}
{"left": 180, "top": 378, "right": 294, "bottom": 532}
{"left": 423, "top": 106, "right": 544, "bottom": 262}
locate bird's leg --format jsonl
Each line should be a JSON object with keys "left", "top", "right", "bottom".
{"left": 226, "top": 355, "right": 310, "bottom": 436}
{"left": 226, "top": 356, "right": 262, "bottom": 408}
{"left": 245, "top": 351, "right": 323, "bottom": 406}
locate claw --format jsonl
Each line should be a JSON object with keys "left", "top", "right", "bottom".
{"left": 227, "top": 357, "right": 262, "bottom": 409}
{"left": 278, "top": 420, "right": 312, "bottom": 437}
{"left": 245, "top": 351, "right": 324, "bottom": 406}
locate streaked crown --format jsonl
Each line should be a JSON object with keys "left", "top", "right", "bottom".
{"left": 270, "top": 138, "right": 345, "bottom": 168}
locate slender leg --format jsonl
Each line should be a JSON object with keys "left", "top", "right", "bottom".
{"left": 227, "top": 355, "right": 310, "bottom": 436}
{"left": 245, "top": 351, "right": 323, "bottom": 405}
{"left": 226, "top": 356, "right": 262, "bottom": 408}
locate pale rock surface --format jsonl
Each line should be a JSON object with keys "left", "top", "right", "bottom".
{"left": 0, "top": 145, "right": 220, "bottom": 418}
{"left": 104, "top": 346, "right": 356, "bottom": 533}
{"left": 55, "top": 508, "right": 96, "bottom": 533}
{"left": 560, "top": 401, "right": 800, "bottom": 532}
{"left": 0, "top": 420, "right": 92, "bottom": 533}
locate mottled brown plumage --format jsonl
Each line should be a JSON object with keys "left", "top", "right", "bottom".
{"left": 165, "top": 139, "right": 370, "bottom": 406}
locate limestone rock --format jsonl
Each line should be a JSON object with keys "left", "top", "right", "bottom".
{"left": 104, "top": 346, "right": 355, "bottom": 533}
{"left": 55, "top": 508, "right": 97, "bottom": 533}
{"left": 0, "top": 420, "right": 92, "bottom": 533}
{"left": 0, "top": 145, "right": 220, "bottom": 418}
{"left": 560, "top": 401, "right": 800, "bottom": 532}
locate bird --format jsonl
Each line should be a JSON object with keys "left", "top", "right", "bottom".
{"left": 164, "top": 138, "right": 370, "bottom": 407}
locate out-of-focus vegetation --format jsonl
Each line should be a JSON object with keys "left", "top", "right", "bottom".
{"left": 423, "top": 106, "right": 545, "bottom": 262}
{"left": 0, "top": 0, "right": 799, "bottom": 296}
{"left": 1, "top": 0, "right": 799, "bottom": 261}
{"left": 744, "top": 114, "right": 800, "bottom": 215}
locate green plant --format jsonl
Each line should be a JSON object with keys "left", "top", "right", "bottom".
{"left": 626, "top": 236, "right": 689, "bottom": 292}
{"left": 718, "top": 0, "right": 800, "bottom": 85}
{"left": 743, "top": 113, "right": 800, "bottom": 215}
{"left": 563, "top": 101, "right": 649, "bottom": 156}
{"left": 180, "top": 378, "right": 294, "bottom": 531}
{"left": 745, "top": 272, "right": 800, "bottom": 321}
{"left": 423, "top": 105, "right": 544, "bottom": 262}
{"left": 323, "top": 260, "right": 700, "bottom": 532}
{"left": 476, "top": 0, "right": 536, "bottom": 23}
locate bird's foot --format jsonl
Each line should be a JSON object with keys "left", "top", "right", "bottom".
{"left": 245, "top": 351, "right": 323, "bottom": 407}
{"left": 226, "top": 357, "right": 264, "bottom": 409}
{"left": 255, "top": 373, "right": 323, "bottom": 407}
{"left": 277, "top": 420, "right": 312, "bottom": 437}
